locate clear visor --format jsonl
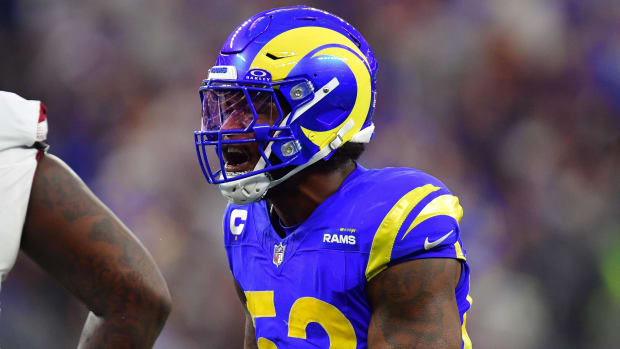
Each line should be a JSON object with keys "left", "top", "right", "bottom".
{"left": 201, "top": 86, "right": 279, "bottom": 132}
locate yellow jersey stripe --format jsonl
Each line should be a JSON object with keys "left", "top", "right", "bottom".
{"left": 401, "top": 194, "right": 463, "bottom": 241}
{"left": 365, "top": 184, "right": 440, "bottom": 281}
{"left": 462, "top": 312, "right": 473, "bottom": 349}
{"left": 454, "top": 241, "right": 466, "bottom": 260}
{"left": 462, "top": 294, "right": 473, "bottom": 348}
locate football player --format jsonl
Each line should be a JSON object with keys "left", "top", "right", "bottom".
{"left": 0, "top": 91, "right": 171, "bottom": 348}
{"left": 194, "top": 6, "right": 472, "bottom": 349}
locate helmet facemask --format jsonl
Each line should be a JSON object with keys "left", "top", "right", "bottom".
{"left": 202, "top": 84, "right": 280, "bottom": 175}
{"left": 195, "top": 78, "right": 312, "bottom": 203}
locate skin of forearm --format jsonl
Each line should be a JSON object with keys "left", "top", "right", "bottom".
{"left": 78, "top": 311, "right": 162, "bottom": 349}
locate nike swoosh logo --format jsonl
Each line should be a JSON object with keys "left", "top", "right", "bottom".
{"left": 424, "top": 230, "right": 454, "bottom": 250}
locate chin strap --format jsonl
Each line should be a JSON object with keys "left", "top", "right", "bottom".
{"left": 253, "top": 77, "right": 341, "bottom": 172}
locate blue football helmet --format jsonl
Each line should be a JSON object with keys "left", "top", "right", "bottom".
{"left": 195, "top": 5, "right": 378, "bottom": 204}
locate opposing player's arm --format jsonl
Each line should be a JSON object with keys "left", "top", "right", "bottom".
{"left": 20, "top": 153, "right": 171, "bottom": 349}
{"left": 366, "top": 258, "right": 462, "bottom": 349}
{"left": 234, "top": 280, "right": 259, "bottom": 349}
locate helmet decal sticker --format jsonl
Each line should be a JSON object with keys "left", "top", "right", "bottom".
{"left": 244, "top": 69, "right": 272, "bottom": 82}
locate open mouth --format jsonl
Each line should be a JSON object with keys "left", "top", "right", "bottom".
{"left": 222, "top": 145, "right": 254, "bottom": 174}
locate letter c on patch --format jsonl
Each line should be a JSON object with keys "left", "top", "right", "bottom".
{"left": 230, "top": 209, "right": 248, "bottom": 236}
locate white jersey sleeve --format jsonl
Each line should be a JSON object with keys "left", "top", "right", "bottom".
{"left": 0, "top": 91, "right": 48, "bottom": 285}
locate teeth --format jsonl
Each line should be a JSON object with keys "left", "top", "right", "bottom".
{"left": 218, "top": 170, "right": 250, "bottom": 180}
{"left": 227, "top": 147, "right": 244, "bottom": 155}
{"left": 224, "top": 170, "right": 250, "bottom": 177}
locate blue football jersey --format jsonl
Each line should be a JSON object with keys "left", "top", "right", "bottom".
{"left": 223, "top": 164, "right": 472, "bottom": 349}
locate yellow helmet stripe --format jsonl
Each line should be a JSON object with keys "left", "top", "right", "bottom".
{"left": 300, "top": 46, "right": 371, "bottom": 148}
{"left": 249, "top": 26, "right": 372, "bottom": 148}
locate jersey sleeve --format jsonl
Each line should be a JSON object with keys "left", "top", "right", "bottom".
{"left": 364, "top": 173, "right": 466, "bottom": 282}
{"left": 0, "top": 91, "right": 49, "bottom": 282}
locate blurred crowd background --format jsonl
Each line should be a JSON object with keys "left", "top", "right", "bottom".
{"left": 1, "top": 0, "right": 619, "bottom": 348}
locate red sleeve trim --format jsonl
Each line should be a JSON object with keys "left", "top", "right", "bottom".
{"left": 38, "top": 102, "right": 47, "bottom": 122}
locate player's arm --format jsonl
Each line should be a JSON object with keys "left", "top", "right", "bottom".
{"left": 20, "top": 153, "right": 171, "bottom": 349}
{"left": 234, "top": 280, "right": 259, "bottom": 349}
{"left": 366, "top": 258, "right": 462, "bottom": 349}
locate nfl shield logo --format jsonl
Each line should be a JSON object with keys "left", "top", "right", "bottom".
{"left": 273, "top": 242, "right": 286, "bottom": 267}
